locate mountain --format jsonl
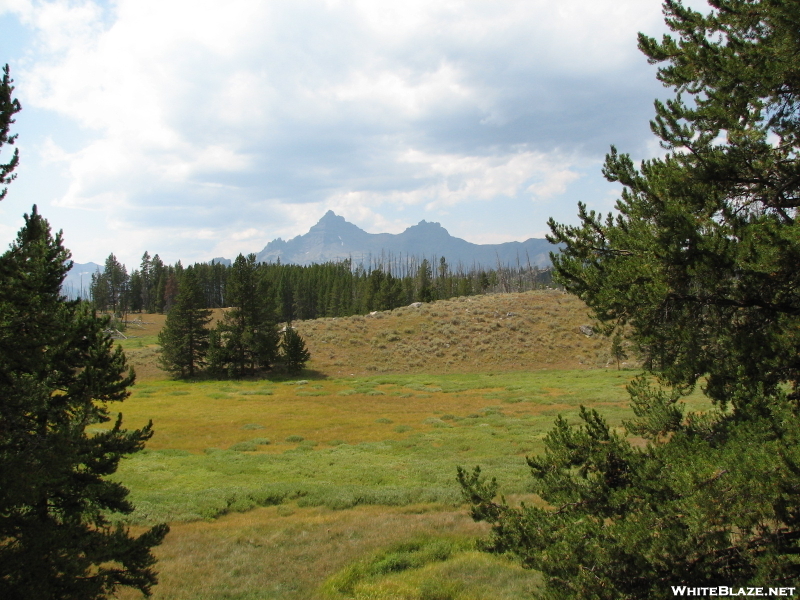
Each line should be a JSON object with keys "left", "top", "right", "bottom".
{"left": 255, "top": 211, "right": 555, "bottom": 268}
{"left": 209, "top": 257, "right": 232, "bottom": 267}
{"left": 62, "top": 261, "right": 102, "bottom": 299}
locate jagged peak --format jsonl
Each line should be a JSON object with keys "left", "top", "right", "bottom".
{"left": 255, "top": 211, "right": 553, "bottom": 267}
{"left": 402, "top": 219, "right": 448, "bottom": 236}
{"left": 309, "top": 211, "right": 367, "bottom": 238}
{"left": 317, "top": 210, "right": 347, "bottom": 224}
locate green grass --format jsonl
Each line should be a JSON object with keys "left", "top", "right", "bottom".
{"left": 109, "top": 367, "right": 712, "bottom": 599}
{"left": 112, "top": 369, "right": 710, "bottom": 525}
{"left": 321, "top": 535, "right": 542, "bottom": 600}
{"left": 117, "top": 333, "right": 159, "bottom": 350}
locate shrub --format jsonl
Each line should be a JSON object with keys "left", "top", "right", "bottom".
{"left": 279, "top": 326, "right": 311, "bottom": 374}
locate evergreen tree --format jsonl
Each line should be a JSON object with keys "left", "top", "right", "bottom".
{"left": 150, "top": 254, "right": 165, "bottom": 313}
{"left": 460, "top": 0, "right": 800, "bottom": 596}
{"left": 89, "top": 267, "right": 108, "bottom": 311}
{"left": 279, "top": 325, "right": 311, "bottom": 375}
{"left": 0, "top": 207, "right": 168, "bottom": 599}
{"left": 213, "top": 254, "right": 278, "bottom": 377}
{"left": 163, "top": 270, "right": 179, "bottom": 313}
{"left": 416, "top": 258, "right": 433, "bottom": 302}
{"left": 128, "top": 269, "right": 143, "bottom": 313}
{"left": 0, "top": 64, "right": 20, "bottom": 202}
{"left": 103, "top": 253, "right": 128, "bottom": 318}
{"left": 158, "top": 268, "right": 212, "bottom": 378}
{"left": 153, "top": 268, "right": 169, "bottom": 314}
{"left": 610, "top": 330, "right": 627, "bottom": 370}
{"left": 139, "top": 251, "right": 152, "bottom": 312}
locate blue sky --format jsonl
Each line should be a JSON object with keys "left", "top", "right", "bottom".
{"left": 0, "top": 0, "right": 702, "bottom": 268}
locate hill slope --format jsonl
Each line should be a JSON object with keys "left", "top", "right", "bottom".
{"left": 121, "top": 291, "right": 617, "bottom": 379}
{"left": 121, "top": 290, "right": 618, "bottom": 380}
{"left": 295, "top": 290, "right": 615, "bottom": 377}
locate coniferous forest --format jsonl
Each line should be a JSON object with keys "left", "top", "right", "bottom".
{"left": 87, "top": 251, "right": 554, "bottom": 321}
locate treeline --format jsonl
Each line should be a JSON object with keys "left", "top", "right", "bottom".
{"left": 88, "top": 251, "right": 554, "bottom": 319}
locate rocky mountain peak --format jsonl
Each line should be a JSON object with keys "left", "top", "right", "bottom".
{"left": 254, "top": 211, "right": 554, "bottom": 267}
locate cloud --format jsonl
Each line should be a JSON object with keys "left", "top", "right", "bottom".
{"left": 3, "top": 0, "right": 680, "bottom": 265}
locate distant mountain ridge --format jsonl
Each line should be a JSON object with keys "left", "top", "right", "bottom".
{"left": 62, "top": 261, "right": 102, "bottom": 299}
{"left": 255, "top": 211, "right": 555, "bottom": 268}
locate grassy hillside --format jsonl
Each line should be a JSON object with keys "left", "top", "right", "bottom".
{"left": 297, "top": 290, "right": 616, "bottom": 376}
{"left": 119, "top": 290, "right": 619, "bottom": 381}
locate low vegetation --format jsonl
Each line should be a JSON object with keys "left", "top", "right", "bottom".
{"left": 120, "top": 290, "right": 618, "bottom": 380}
{"left": 85, "top": 290, "right": 645, "bottom": 598}
{"left": 100, "top": 363, "right": 710, "bottom": 599}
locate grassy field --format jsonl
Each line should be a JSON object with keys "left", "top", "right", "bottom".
{"left": 108, "top": 292, "right": 708, "bottom": 599}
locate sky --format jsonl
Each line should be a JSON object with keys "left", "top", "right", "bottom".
{"left": 0, "top": 0, "right": 703, "bottom": 269}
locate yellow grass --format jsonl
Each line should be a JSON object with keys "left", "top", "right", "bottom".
{"left": 117, "top": 372, "right": 635, "bottom": 453}
{"left": 119, "top": 290, "right": 615, "bottom": 382}
{"left": 296, "top": 290, "right": 613, "bottom": 377}
{"left": 115, "top": 503, "right": 542, "bottom": 600}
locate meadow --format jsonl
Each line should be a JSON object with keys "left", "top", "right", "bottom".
{"left": 111, "top": 292, "right": 711, "bottom": 599}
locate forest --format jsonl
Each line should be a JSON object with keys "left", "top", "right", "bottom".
{"left": 86, "top": 251, "right": 554, "bottom": 321}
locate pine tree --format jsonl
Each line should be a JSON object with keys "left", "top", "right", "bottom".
{"left": 103, "top": 253, "right": 128, "bottom": 318}
{"left": 150, "top": 254, "right": 165, "bottom": 313}
{"left": 610, "top": 330, "right": 627, "bottom": 370}
{"left": 460, "top": 1, "right": 800, "bottom": 596}
{"left": 128, "top": 269, "right": 143, "bottom": 313}
{"left": 0, "top": 64, "right": 20, "bottom": 201}
{"left": 416, "top": 258, "right": 433, "bottom": 302}
{"left": 0, "top": 207, "right": 168, "bottom": 599}
{"left": 89, "top": 267, "right": 108, "bottom": 311}
{"left": 212, "top": 254, "right": 278, "bottom": 377}
{"left": 279, "top": 325, "right": 311, "bottom": 375}
{"left": 139, "top": 251, "right": 152, "bottom": 312}
{"left": 158, "top": 268, "right": 212, "bottom": 378}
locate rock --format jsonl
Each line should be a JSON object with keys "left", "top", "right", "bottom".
{"left": 409, "top": 302, "right": 423, "bottom": 308}
{"left": 579, "top": 325, "right": 594, "bottom": 337}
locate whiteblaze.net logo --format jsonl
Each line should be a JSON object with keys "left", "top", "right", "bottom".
{"left": 672, "top": 587, "right": 796, "bottom": 597}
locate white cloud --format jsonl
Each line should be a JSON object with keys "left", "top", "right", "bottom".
{"left": 0, "top": 0, "right": 33, "bottom": 19}
{"left": 526, "top": 168, "right": 580, "bottom": 200}
{"left": 3, "top": 0, "right": 680, "bottom": 266}
{"left": 402, "top": 148, "right": 580, "bottom": 207}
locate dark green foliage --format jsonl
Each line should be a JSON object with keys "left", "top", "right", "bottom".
{"left": 123, "top": 251, "right": 553, "bottom": 321}
{"left": 210, "top": 254, "right": 279, "bottom": 377}
{"left": 0, "top": 64, "right": 20, "bottom": 202}
{"left": 158, "top": 267, "right": 212, "bottom": 378}
{"left": 89, "top": 253, "right": 130, "bottom": 318}
{"left": 0, "top": 207, "right": 168, "bottom": 599}
{"left": 416, "top": 258, "right": 433, "bottom": 302}
{"left": 279, "top": 325, "right": 311, "bottom": 374}
{"left": 548, "top": 1, "right": 800, "bottom": 405}
{"left": 460, "top": 1, "right": 800, "bottom": 596}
